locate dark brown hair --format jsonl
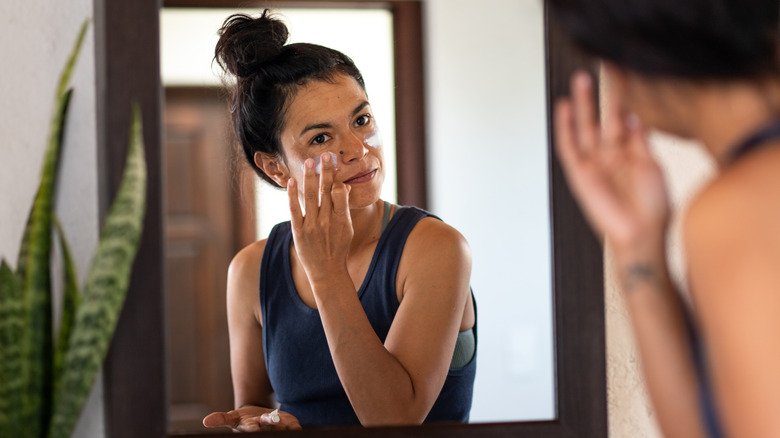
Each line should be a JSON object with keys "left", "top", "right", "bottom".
{"left": 549, "top": 0, "right": 780, "bottom": 79}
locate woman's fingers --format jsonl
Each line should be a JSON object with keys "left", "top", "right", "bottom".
{"left": 303, "top": 158, "right": 319, "bottom": 222}
{"left": 202, "top": 410, "right": 240, "bottom": 428}
{"left": 318, "top": 152, "right": 335, "bottom": 213}
{"left": 626, "top": 115, "right": 653, "bottom": 159}
{"left": 332, "top": 182, "right": 351, "bottom": 218}
{"left": 554, "top": 98, "right": 581, "bottom": 170}
{"left": 571, "top": 71, "right": 600, "bottom": 153}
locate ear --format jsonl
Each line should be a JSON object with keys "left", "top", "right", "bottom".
{"left": 254, "top": 151, "right": 290, "bottom": 187}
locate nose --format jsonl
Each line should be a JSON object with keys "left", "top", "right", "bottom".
{"left": 339, "top": 131, "right": 368, "bottom": 163}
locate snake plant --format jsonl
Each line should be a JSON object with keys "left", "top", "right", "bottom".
{"left": 0, "top": 20, "right": 147, "bottom": 438}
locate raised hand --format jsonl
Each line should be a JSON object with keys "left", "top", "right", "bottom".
{"left": 287, "top": 152, "right": 354, "bottom": 287}
{"left": 202, "top": 406, "right": 302, "bottom": 432}
{"left": 554, "top": 71, "right": 671, "bottom": 255}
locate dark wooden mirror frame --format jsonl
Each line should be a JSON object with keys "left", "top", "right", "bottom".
{"left": 95, "top": 1, "right": 607, "bottom": 437}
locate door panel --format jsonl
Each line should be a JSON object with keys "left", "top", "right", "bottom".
{"left": 164, "top": 87, "right": 255, "bottom": 433}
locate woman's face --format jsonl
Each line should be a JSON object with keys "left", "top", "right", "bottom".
{"left": 276, "top": 74, "right": 385, "bottom": 209}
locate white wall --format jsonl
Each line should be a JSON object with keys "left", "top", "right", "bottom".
{"left": 424, "top": 0, "right": 554, "bottom": 422}
{"left": 0, "top": 1, "right": 102, "bottom": 436}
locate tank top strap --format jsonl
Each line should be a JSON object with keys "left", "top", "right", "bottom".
{"left": 725, "top": 118, "right": 780, "bottom": 164}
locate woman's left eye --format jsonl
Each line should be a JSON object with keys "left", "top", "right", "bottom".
{"left": 355, "top": 114, "right": 372, "bottom": 127}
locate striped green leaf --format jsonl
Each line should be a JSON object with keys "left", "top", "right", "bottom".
{"left": 17, "top": 18, "right": 88, "bottom": 282}
{"left": 48, "top": 105, "right": 146, "bottom": 438}
{"left": 52, "top": 217, "right": 80, "bottom": 397}
{"left": 14, "top": 19, "right": 89, "bottom": 438}
{"left": 55, "top": 21, "right": 89, "bottom": 100}
{"left": 20, "top": 86, "right": 73, "bottom": 438}
{"left": 0, "top": 260, "right": 26, "bottom": 438}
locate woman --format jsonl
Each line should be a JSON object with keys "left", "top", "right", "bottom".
{"left": 201, "top": 10, "right": 476, "bottom": 432}
{"left": 549, "top": 0, "right": 780, "bottom": 437}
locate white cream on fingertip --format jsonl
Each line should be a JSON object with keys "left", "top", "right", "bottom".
{"left": 269, "top": 409, "right": 280, "bottom": 423}
{"left": 301, "top": 151, "right": 339, "bottom": 175}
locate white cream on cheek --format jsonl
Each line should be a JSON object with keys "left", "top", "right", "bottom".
{"left": 364, "top": 127, "right": 382, "bottom": 148}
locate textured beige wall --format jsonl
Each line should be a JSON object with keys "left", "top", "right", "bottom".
{"left": 0, "top": 1, "right": 101, "bottom": 436}
{"left": 606, "top": 131, "right": 715, "bottom": 437}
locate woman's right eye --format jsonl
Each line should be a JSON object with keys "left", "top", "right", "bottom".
{"left": 311, "top": 134, "right": 331, "bottom": 145}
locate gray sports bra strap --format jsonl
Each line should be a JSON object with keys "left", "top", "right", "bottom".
{"left": 381, "top": 200, "right": 392, "bottom": 233}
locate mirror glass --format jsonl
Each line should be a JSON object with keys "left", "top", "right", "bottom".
{"left": 160, "top": 2, "right": 552, "bottom": 433}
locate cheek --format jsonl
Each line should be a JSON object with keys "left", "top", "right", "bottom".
{"left": 288, "top": 151, "right": 340, "bottom": 177}
{"left": 364, "top": 127, "right": 383, "bottom": 148}
{"left": 313, "top": 151, "right": 339, "bottom": 174}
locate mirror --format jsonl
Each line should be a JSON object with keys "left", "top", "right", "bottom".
{"left": 97, "top": 1, "right": 607, "bottom": 437}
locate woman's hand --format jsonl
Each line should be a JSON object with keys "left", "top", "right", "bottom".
{"left": 287, "top": 152, "right": 353, "bottom": 287}
{"left": 202, "top": 406, "right": 302, "bottom": 432}
{"left": 554, "top": 71, "right": 670, "bottom": 255}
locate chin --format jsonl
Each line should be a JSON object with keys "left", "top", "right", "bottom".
{"left": 348, "top": 194, "right": 382, "bottom": 210}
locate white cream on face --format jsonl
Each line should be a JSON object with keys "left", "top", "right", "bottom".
{"left": 302, "top": 151, "right": 339, "bottom": 175}
{"left": 364, "top": 127, "right": 382, "bottom": 148}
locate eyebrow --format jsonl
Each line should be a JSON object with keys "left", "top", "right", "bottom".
{"left": 298, "top": 101, "right": 371, "bottom": 138}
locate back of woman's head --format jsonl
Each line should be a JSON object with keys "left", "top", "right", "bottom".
{"left": 215, "top": 10, "right": 365, "bottom": 186}
{"left": 548, "top": 0, "right": 780, "bottom": 79}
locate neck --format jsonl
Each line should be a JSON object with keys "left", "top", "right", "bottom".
{"left": 348, "top": 198, "right": 385, "bottom": 248}
{"left": 686, "top": 79, "right": 780, "bottom": 167}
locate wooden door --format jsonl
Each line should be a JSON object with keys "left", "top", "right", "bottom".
{"left": 163, "top": 87, "right": 256, "bottom": 433}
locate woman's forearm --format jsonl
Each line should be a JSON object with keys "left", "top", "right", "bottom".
{"left": 311, "top": 271, "right": 436, "bottom": 426}
{"left": 613, "top": 242, "right": 707, "bottom": 438}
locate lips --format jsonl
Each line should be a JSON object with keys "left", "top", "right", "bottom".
{"left": 343, "top": 169, "right": 377, "bottom": 184}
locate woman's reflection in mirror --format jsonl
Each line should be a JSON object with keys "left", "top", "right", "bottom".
{"left": 201, "top": 9, "right": 476, "bottom": 432}
{"left": 550, "top": 0, "right": 780, "bottom": 436}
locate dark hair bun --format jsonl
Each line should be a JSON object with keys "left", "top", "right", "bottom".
{"left": 215, "top": 10, "right": 289, "bottom": 78}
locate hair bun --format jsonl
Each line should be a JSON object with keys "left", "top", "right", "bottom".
{"left": 215, "top": 10, "right": 290, "bottom": 78}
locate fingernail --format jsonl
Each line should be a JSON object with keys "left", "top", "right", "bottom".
{"left": 288, "top": 178, "right": 295, "bottom": 188}
{"left": 323, "top": 152, "right": 331, "bottom": 163}
{"left": 305, "top": 159, "right": 314, "bottom": 168}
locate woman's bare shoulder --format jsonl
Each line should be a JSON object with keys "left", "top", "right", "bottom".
{"left": 398, "top": 216, "right": 472, "bottom": 295}
{"left": 684, "top": 152, "right": 780, "bottom": 240}
{"left": 229, "top": 239, "right": 268, "bottom": 279}
{"left": 405, "top": 216, "right": 471, "bottom": 259}
{"left": 683, "top": 152, "right": 780, "bottom": 300}
{"left": 226, "top": 239, "right": 270, "bottom": 325}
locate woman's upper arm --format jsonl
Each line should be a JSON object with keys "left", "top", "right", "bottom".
{"left": 684, "top": 188, "right": 780, "bottom": 438}
{"left": 385, "top": 218, "right": 472, "bottom": 407}
{"left": 226, "top": 240, "right": 274, "bottom": 409}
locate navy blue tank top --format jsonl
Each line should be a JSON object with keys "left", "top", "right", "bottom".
{"left": 259, "top": 205, "right": 477, "bottom": 427}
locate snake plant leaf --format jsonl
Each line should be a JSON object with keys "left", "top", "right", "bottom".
{"left": 0, "top": 261, "right": 25, "bottom": 438}
{"left": 49, "top": 105, "right": 146, "bottom": 438}
{"left": 20, "top": 85, "right": 74, "bottom": 438}
{"left": 52, "top": 217, "right": 80, "bottom": 397}
{"left": 55, "top": 20, "right": 89, "bottom": 102}
{"left": 16, "top": 20, "right": 88, "bottom": 437}
{"left": 17, "top": 19, "right": 88, "bottom": 283}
